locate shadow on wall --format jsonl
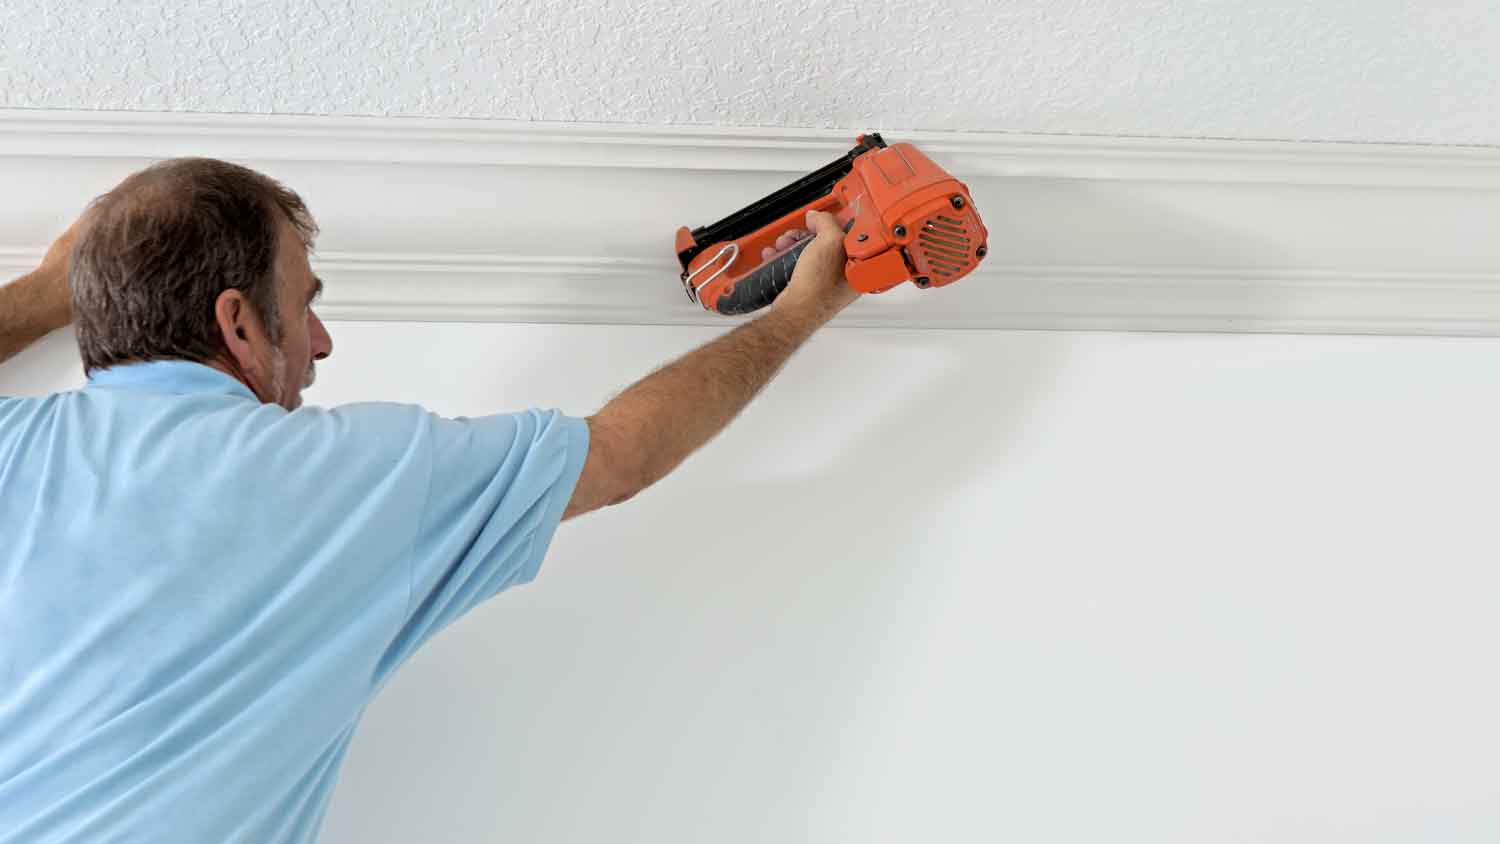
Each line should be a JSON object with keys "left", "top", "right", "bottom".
{"left": 961, "top": 176, "right": 1292, "bottom": 329}
{"left": 537, "top": 326, "right": 1076, "bottom": 832}
{"left": 501, "top": 175, "right": 1293, "bottom": 833}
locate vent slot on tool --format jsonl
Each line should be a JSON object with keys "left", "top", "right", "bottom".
{"left": 914, "top": 214, "right": 974, "bottom": 280}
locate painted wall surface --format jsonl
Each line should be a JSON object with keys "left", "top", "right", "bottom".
{"left": 5, "top": 323, "right": 1499, "bottom": 841}
{"left": 2, "top": 0, "right": 1498, "bottom": 145}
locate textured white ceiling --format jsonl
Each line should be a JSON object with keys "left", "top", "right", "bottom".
{"left": 2, "top": 0, "right": 1497, "bottom": 145}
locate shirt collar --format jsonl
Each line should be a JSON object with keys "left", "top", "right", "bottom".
{"left": 86, "top": 359, "right": 258, "bottom": 400}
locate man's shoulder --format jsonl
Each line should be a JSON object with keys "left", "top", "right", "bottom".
{"left": 0, "top": 389, "right": 72, "bottom": 428}
{"left": 287, "top": 399, "right": 433, "bottom": 439}
{"left": 263, "top": 401, "right": 477, "bottom": 477}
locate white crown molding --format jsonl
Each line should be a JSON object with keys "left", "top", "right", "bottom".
{"left": 3, "top": 108, "right": 1499, "bottom": 335}
{"left": 3, "top": 108, "right": 1498, "bottom": 186}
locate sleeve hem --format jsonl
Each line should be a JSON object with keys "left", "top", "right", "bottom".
{"left": 514, "top": 413, "right": 591, "bottom": 587}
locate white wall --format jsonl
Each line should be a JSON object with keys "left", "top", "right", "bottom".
{"left": 3, "top": 0, "right": 1499, "bottom": 145}
{"left": 7, "top": 321, "right": 1499, "bottom": 841}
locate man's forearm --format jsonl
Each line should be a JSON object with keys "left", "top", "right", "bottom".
{"left": 595, "top": 305, "right": 828, "bottom": 492}
{"left": 0, "top": 270, "right": 72, "bottom": 365}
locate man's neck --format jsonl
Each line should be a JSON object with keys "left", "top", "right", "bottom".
{"left": 203, "top": 356, "right": 269, "bottom": 404}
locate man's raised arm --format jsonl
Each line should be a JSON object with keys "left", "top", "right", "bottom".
{"left": 563, "top": 210, "right": 861, "bottom": 520}
{"left": 0, "top": 223, "right": 78, "bottom": 366}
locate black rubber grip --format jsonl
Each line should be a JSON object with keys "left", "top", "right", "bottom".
{"left": 712, "top": 238, "right": 813, "bottom": 315}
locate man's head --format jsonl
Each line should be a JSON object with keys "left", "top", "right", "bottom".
{"left": 71, "top": 157, "right": 333, "bottom": 410}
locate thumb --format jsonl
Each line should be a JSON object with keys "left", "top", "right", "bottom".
{"left": 804, "top": 209, "right": 843, "bottom": 240}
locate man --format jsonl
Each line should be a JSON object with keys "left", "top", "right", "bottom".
{"left": 0, "top": 158, "right": 859, "bottom": 842}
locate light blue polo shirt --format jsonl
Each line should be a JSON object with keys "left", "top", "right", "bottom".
{"left": 0, "top": 359, "right": 590, "bottom": 843}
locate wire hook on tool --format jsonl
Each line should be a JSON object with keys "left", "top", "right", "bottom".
{"left": 682, "top": 243, "right": 739, "bottom": 306}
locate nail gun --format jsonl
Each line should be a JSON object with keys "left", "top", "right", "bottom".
{"left": 675, "top": 133, "right": 988, "bottom": 315}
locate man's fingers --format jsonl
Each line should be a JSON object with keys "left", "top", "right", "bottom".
{"left": 762, "top": 228, "right": 812, "bottom": 263}
{"left": 804, "top": 210, "right": 842, "bottom": 238}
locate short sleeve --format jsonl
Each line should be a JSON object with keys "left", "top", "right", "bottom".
{"left": 386, "top": 408, "right": 589, "bottom": 662}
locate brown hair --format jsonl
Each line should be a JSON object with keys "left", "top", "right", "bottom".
{"left": 70, "top": 157, "right": 318, "bottom": 374}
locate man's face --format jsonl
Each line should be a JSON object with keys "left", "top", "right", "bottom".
{"left": 266, "top": 217, "right": 333, "bottom": 410}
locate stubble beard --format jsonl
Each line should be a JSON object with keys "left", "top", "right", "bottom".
{"left": 268, "top": 344, "right": 317, "bottom": 410}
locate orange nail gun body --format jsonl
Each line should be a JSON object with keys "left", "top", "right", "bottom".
{"left": 675, "top": 133, "right": 988, "bottom": 314}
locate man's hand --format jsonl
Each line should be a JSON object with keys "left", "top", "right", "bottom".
{"left": 768, "top": 210, "right": 861, "bottom": 325}
{"left": 37, "top": 218, "right": 83, "bottom": 288}
{"left": 24, "top": 217, "right": 82, "bottom": 324}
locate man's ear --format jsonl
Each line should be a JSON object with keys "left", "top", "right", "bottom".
{"left": 214, "top": 288, "right": 267, "bottom": 373}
